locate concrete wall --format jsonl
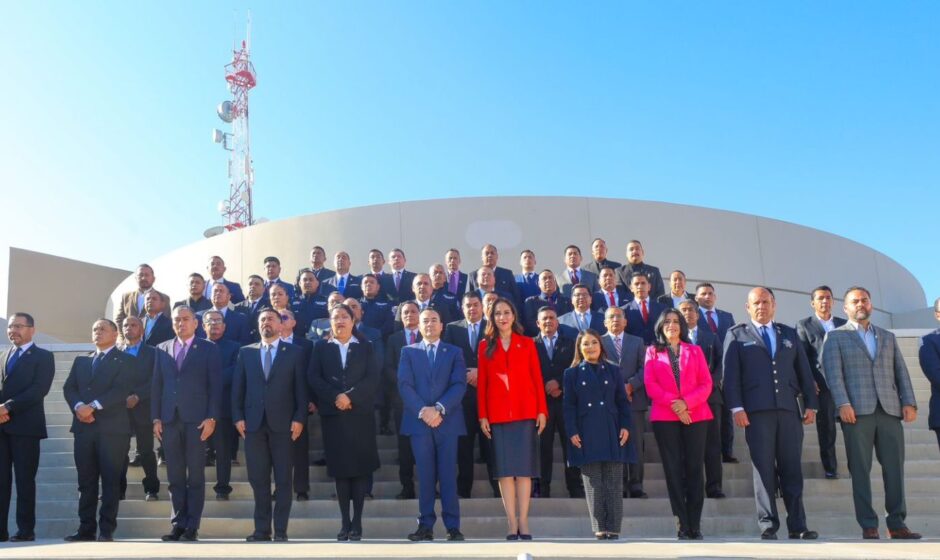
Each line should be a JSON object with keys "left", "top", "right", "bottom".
{"left": 106, "top": 196, "right": 924, "bottom": 328}
{"left": 7, "top": 247, "right": 131, "bottom": 343}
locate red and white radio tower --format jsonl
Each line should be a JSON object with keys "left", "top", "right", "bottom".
{"left": 211, "top": 15, "right": 256, "bottom": 232}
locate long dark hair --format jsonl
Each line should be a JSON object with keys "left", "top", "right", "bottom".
{"left": 483, "top": 297, "right": 524, "bottom": 359}
{"left": 329, "top": 303, "right": 364, "bottom": 342}
{"left": 570, "top": 329, "right": 608, "bottom": 367}
{"left": 652, "top": 309, "right": 691, "bottom": 351}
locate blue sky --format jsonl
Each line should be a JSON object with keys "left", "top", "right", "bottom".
{"left": 1, "top": 1, "right": 937, "bottom": 307}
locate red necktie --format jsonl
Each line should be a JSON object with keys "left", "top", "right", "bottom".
{"left": 641, "top": 300, "right": 649, "bottom": 323}
{"left": 707, "top": 311, "right": 718, "bottom": 333}
{"left": 608, "top": 291, "right": 616, "bottom": 307}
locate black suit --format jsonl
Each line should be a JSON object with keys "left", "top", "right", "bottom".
{"left": 0, "top": 344, "right": 54, "bottom": 538}
{"left": 380, "top": 269, "right": 416, "bottom": 304}
{"left": 523, "top": 293, "right": 573, "bottom": 336}
{"left": 385, "top": 329, "right": 420, "bottom": 493}
{"left": 286, "top": 337, "right": 313, "bottom": 495}
{"left": 324, "top": 274, "right": 363, "bottom": 300}
{"left": 119, "top": 344, "right": 160, "bottom": 497}
{"left": 582, "top": 258, "right": 622, "bottom": 277}
{"left": 469, "top": 266, "right": 522, "bottom": 308}
{"left": 691, "top": 328, "right": 724, "bottom": 496}
{"left": 234, "top": 299, "right": 266, "bottom": 343}
{"left": 441, "top": 319, "right": 497, "bottom": 497}
{"left": 656, "top": 291, "right": 695, "bottom": 308}
{"left": 233, "top": 341, "right": 308, "bottom": 536}
{"left": 796, "top": 315, "right": 846, "bottom": 476}
{"left": 209, "top": 338, "right": 240, "bottom": 497}
{"left": 143, "top": 314, "right": 174, "bottom": 346}
{"left": 534, "top": 334, "right": 581, "bottom": 496}
{"left": 615, "top": 262, "right": 666, "bottom": 301}
{"left": 63, "top": 349, "right": 133, "bottom": 537}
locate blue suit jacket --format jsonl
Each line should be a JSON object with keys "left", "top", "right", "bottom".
{"left": 151, "top": 338, "right": 223, "bottom": 423}
{"left": 196, "top": 308, "right": 250, "bottom": 346}
{"left": 562, "top": 360, "right": 635, "bottom": 466}
{"left": 557, "top": 309, "right": 607, "bottom": 338}
{"left": 397, "top": 342, "right": 467, "bottom": 437}
{"left": 697, "top": 308, "right": 735, "bottom": 344}
{"left": 63, "top": 349, "right": 132, "bottom": 435}
{"left": 232, "top": 341, "right": 308, "bottom": 432}
{"left": 0, "top": 344, "right": 55, "bottom": 439}
{"left": 515, "top": 272, "right": 541, "bottom": 302}
{"left": 722, "top": 322, "right": 818, "bottom": 414}
{"left": 215, "top": 338, "right": 241, "bottom": 419}
{"left": 323, "top": 274, "right": 363, "bottom": 300}
{"left": 622, "top": 299, "right": 666, "bottom": 345}
{"left": 919, "top": 329, "right": 940, "bottom": 429}
{"left": 222, "top": 279, "right": 245, "bottom": 304}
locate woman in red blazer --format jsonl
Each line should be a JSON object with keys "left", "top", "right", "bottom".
{"left": 644, "top": 309, "right": 713, "bottom": 540}
{"left": 478, "top": 297, "right": 547, "bottom": 540}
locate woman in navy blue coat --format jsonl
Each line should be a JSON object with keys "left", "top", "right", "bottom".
{"left": 563, "top": 329, "right": 635, "bottom": 539}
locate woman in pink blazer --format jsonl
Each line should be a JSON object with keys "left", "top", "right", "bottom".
{"left": 644, "top": 309, "right": 713, "bottom": 540}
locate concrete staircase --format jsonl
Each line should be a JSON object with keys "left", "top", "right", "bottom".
{"left": 19, "top": 335, "right": 940, "bottom": 539}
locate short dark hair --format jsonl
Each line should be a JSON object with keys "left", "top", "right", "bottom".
{"left": 10, "top": 312, "right": 35, "bottom": 327}
{"left": 264, "top": 256, "right": 281, "bottom": 266}
{"left": 536, "top": 306, "right": 557, "bottom": 318}
{"left": 95, "top": 318, "right": 118, "bottom": 331}
{"left": 564, "top": 244, "right": 581, "bottom": 256}
{"left": 360, "top": 273, "right": 377, "bottom": 282}
{"left": 390, "top": 248, "right": 406, "bottom": 258}
{"left": 398, "top": 300, "right": 419, "bottom": 318}
{"left": 136, "top": 263, "right": 154, "bottom": 273}
{"left": 630, "top": 271, "right": 648, "bottom": 281}
{"left": 248, "top": 274, "right": 264, "bottom": 283}
{"left": 520, "top": 249, "right": 535, "bottom": 257}
{"left": 446, "top": 248, "right": 461, "bottom": 255}
{"left": 258, "top": 307, "right": 282, "bottom": 321}
{"left": 810, "top": 285, "right": 833, "bottom": 300}
{"left": 599, "top": 266, "right": 617, "bottom": 275}
{"left": 311, "top": 245, "right": 325, "bottom": 253}
{"left": 209, "top": 255, "right": 225, "bottom": 263}
{"left": 419, "top": 307, "right": 442, "bottom": 321}
{"left": 369, "top": 248, "right": 384, "bottom": 257}
{"left": 670, "top": 269, "right": 686, "bottom": 279}
{"left": 570, "top": 283, "right": 591, "bottom": 296}
{"left": 462, "top": 291, "right": 482, "bottom": 305}
{"left": 844, "top": 286, "right": 871, "bottom": 300}
{"left": 694, "top": 282, "right": 714, "bottom": 293}
{"left": 188, "top": 272, "right": 205, "bottom": 281}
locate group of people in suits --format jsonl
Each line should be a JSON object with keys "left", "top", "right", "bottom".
{"left": 0, "top": 240, "right": 929, "bottom": 543}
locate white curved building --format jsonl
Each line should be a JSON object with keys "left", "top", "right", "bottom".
{"left": 107, "top": 196, "right": 926, "bottom": 327}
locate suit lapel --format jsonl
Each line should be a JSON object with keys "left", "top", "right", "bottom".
{"left": 845, "top": 323, "right": 875, "bottom": 361}
{"left": 744, "top": 323, "right": 771, "bottom": 356}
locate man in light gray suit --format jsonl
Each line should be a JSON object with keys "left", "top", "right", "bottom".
{"left": 557, "top": 245, "right": 599, "bottom": 298}
{"left": 601, "top": 306, "right": 648, "bottom": 498}
{"left": 821, "top": 286, "right": 920, "bottom": 540}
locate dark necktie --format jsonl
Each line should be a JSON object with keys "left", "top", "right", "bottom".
{"left": 545, "top": 337, "right": 554, "bottom": 360}
{"left": 409, "top": 331, "right": 416, "bottom": 345}
{"left": 760, "top": 326, "right": 773, "bottom": 356}
{"left": 263, "top": 345, "right": 273, "bottom": 380}
{"left": 571, "top": 270, "right": 579, "bottom": 284}
{"left": 337, "top": 276, "right": 346, "bottom": 295}
{"left": 92, "top": 351, "right": 105, "bottom": 376}
{"left": 175, "top": 341, "right": 188, "bottom": 370}
{"left": 394, "top": 272, "right": 401, "bottom": 291}
{"left": 6, "top": 347, "right": 22, "bottom": 372}
{"left": 427, "top": 344, "right": 435, "bottom": 367}
{"left": 613, "top": 336, "right": 622, "bottom": 360}
{"left": 707, "top": 311, "right": 718, "bottom": 333}
{"left": 449, "top": 273, "right": 458, "bottom": 294}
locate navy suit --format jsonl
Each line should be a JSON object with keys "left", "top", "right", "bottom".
{"left": 143, "top": 314, "right": 174, "bottom": 346}
{"left": 557, "top": 309, "right": 607, "bottom": 338}
{"left": 385, "top": 329, "right": 420, "bottom": 493}
{"left": 445, "top": 271, "right": 469, "bottom": 300}
{"left": 209, "top": 338, "right": 240, "bottom": 497}
{"left": 622, "top": 299, "right": 666, "bottom": 345}
{"left": 206, "top": 279, "right": 246, "bottom": 304}
{"left": 697, "top": 308, "right": 735, "bottom": 344}
{"left": 63, "top": 349, "right": 133, "bottom": 537}
{"left": 285, "top": 337, "right": 314, "bottom": 495}
{"left": 515, "top": 272, "right": 541, "bottom": 302}
{"left": 233, "top": 341, "right": 308, "bottom": 536}
{"left": 0, "top": 344, "right": 54, "bottom": 538}
{"left": 380, "top": 269, "right": 416, "bottom": 304}
{"left": 690, "top": 327, "right": 725, "bottom": 496}
{"left": 591, "top": 287, "right": 631, "bottom": 313}
{"left": 582, "top": 258, "right": 622, "bottom": 277}
{"left": 723, "top": 322, "right": 817, "bottom": 534}
{"left": 919, "top": 328, "right": 940, "bottom": 432}
{"left": 120, "top": 344, "right": 160, "bottom": 497}
{"left": 534, "top": 334, "right": 581, "bottom": 495}
{"left": 697, "top": 306, "right": 736, "bottom": 458}
{"left": 151, "top": 338, "right": 223, "bottom": 531}
{"left": 796, "top": 315, "right": 847, "bottom": 475}
{"left": 522, "top": 293, "right": 573, "bottom": 337}
{"left": 397, "top": 342, "right": 467, "bottom": 531}
{"left": 264, "top": 279, "right": 295, "bottom": 299}
{"left": 196, "top": 309, "right": 250, "bottom": 345}
{"left": 324, "top": 274, "right": 363, "bottom": 300}
{"left": 360, "top": 297, "right": 395, "bottom": 340}
{"left": 469, "top": 266, "right": 522, "bottom": 308}
{"left": 615, "top": 262, "right": 666, "bottom": 301}
{"left": 600, "top": 332, "right": 647, "bottom": 493}
{"left": 234, "top": 299, "right": 266, "bottom": 343}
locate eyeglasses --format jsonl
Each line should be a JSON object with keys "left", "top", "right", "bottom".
{"left": 7, "top": 323, "right": 31, "bottom": 330}
{"left": 204, "top": 320, "right": 223, "bottom": 326}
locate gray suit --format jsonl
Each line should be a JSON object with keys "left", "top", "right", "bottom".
{"left": 821, "top": 322, "right": 917, "bottom": 531}
{"left": 557, "top": 268, "right": 599, "bottom": 298}
{"left": 601, "top": 332, "right": 647, "bottom": 494}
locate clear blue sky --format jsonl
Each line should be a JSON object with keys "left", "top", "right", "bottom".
{"left": 1, "top": 2, "right": 937, "bottom": 306}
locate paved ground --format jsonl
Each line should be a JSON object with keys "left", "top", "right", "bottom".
{"left": 2, "top": 538, "right": 939, "bottom": 559}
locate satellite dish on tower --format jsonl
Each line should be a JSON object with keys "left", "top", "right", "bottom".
{"left": 217, "top": 100, "right": 234, "bottom": 123}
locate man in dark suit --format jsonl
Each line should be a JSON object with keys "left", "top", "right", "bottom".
{"left": 173, "top": 273, "right": 212, "bottom": 313}
{"left": 115, "top": 264, "right": 170, "bottom": 342}
{"left": 615, "top": 240, "right": 665, "bottom": 301}
{"left": 151, "top": 305, "right": 223, "bottom": 542}
{"left": 920, "top": 297, "right": 940, "bottom": 453}
{"left": 205, "top": 255, "right": 245, "bottom": 304}
{"left": 582, "top": 238, "right": 622, "bottom": 276}
{"left": 533, "top": 307, "right": 581, "bottom": 498}
{"left": 412, "top": 273, "right": 457, "bottom": 327}
{"left": 323, "top": 251, "right": 362, "bottom": 299}
{"left": 442, "top": 293, "right": 499, "bottom": 498}
{"left": 196, "top": 283, "right": 250, "bottom": 345}
{"left": 63, "top": 319, "right": 133, "bottom": 542}
{"left": 0, "top": 313, "right": 55, "bottom": 542}
{"left": 430, "top": 263, "right": 465, "bottom": 321}
{"left": 558, "top": 284, "right": 606, "bottom": 338}
{"left": 592, "top": 266, "right": 630, "bottom": 313}
{"left": 359, "top": 274, "right": 395, "bottom": 340}
{"left": 291, "top": 269, "right": 333, "bottom": 339}
{"left": 695, "top": 281, "right": 738, "bottom": 463}
{"left": 723, "top": 287, "right": 819, "bottom": 540}
{"left": 142, "top": 291, "right": 174, "bottom": 346}
{"left": 622, "top": 272, "right": 666, "bottom": 345}
{"left": 678, "top": 301, "right": 725, "bottom": 499}
{"left": 557, "top": 245, "right": 599, "bottom": 298}
{"left": 515, "top": 249, "right": 541, "bottom": 302}
{"left": 386, "top": 302, "right": 421, "bottom": 498}
{"left": 444, "top": 248, "right": 469, "bottom": 300}
{"left": 657, "top": 270, "right": 695, "bottom": 308}
{"left": 471, "top": 266, "right": 513, "bottom": 304}
{"left": 380, "top": 248, "right": 417, "bottom": 304}
{"left": 600, "top": 307, "right": 648, "bottom": 498}
{"left": 306, "top": 245, "right": 337, "bottom": 282}
{"left": 468, "top": 244, "right": 522, "bottom": 309}
{"left": 823, "top": 286, "right": 920, "bottom": 540}
{"left": 235, "top": 275, "right": 268, "bottom": 343}
{"left": 399, "top": 308, "right": 468, "bottom": 542}
{"left": 277, "top": 310, "right": 314, "bottom": 501}
{"left": 263, "top": 256, "right": 295, "bottom": 299}
{"left": 796, "top": 285, "right": 847, "bottom": 479}
{"left": 523, "top": 270, "right": 573, "bottom": 336}
{"left": 233, "top": 309, "right": 308, "bottom": 542}
{"left": 118, "top": 317, "right": 160, "bottom": 502}
{"left": 200, "top": 310, "right": 241, "bottom": 500}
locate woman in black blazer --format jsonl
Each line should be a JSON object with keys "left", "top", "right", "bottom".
{"left": 307, "top": 303, "right": 381, "bottom": 541}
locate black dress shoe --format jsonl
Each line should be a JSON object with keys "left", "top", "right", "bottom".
{"left": 0, "top": 533, "right": 8, "bottom": 542}
{"left": 129, "top": 456, "right": 142, "bottom": 467}
{"left": 274, "top": 533, "right": 288, "bottom": 542}
{"left": 677, "top": 530, "right": 691, "bottom": 540}
{"left": 336, "top": 530, "right": 350, "bottom": 541}
{"left": 313, "top": 458, "right": 327, "bottom": 466}
{"left": 789, "top": 529, "right": 818, "bottom": 540}
{"left": 145, "top": 492, "right": 159, "bottom": 502}
{"left": 689, "top": 529, "right": 704, "bottom": 540}
{"left": 396, "top": 488, "right": 416, "bottom": 500}
{"left": 760, "top": 528, "right": 778, "bottom": 540}
{"left": 161, "top": 527, "right": 185, "bottom": 541}
{"left": 9, "top": 533, "right": 34, "bottom": 542}
{"left": 296, "top": 492, "right": 309, "bottom": 501}
{"left": 216, "top": 492, "right": 229, "bottom": 501}
{"left": 446, "top": 528, "right": 465, "bottom": 541}
{"left": 824, "top": 472, "right": 839, "bottom": 479}
{"left": 348, "top": 530, "right": 362, "bottom": 541}
{"left": 246, "top": 533, "right": 272, "bottom": 542}
{"left": 569, "top": 488, "right": 585, "bottom": 499}
{"left": 606, "top": 533, "right": 619, "bottom": 540}
{"left": 722, "top": 455, "right": 740, "bottom": 464}
{"left": 379, "top": 426, "right": 393, "bottom": 436}
{"left": 97, "top": 533, "right": 114, "bottom": 542}
{"left": 180, "top": 528, "right": 198, "bottom": 541}
{"left": 119, "top": 493, "right": 126, "bottom": 501}
{"left": 707, "top": 491, "right": 726, "bottom": 499}
{"left": 457, "top": 491, "right": 471, "bottom": 499}
{"left": 407, "top": 526, "right": 434, "bottom": 541}
{"left": 629, "top": 490, "right": 648, "bottom": 499}
{"left": 65, "top": 532, "right": 96, "bottom": 542}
